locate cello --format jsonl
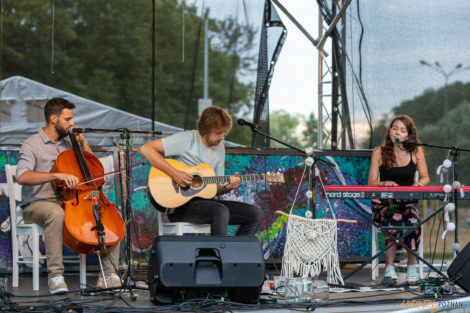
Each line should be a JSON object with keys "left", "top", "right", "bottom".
{"left": 51, "top": 128, "right": 125, "bottom": 255}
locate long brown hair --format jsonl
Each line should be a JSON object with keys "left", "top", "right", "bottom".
{"left": 381, "top": 115, "right": 420, "bottom": 169}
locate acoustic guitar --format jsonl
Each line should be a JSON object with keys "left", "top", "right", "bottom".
{"left": 148, "top": 159, "right": 284, "bottom": 209}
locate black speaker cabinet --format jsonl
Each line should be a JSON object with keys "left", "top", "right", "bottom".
{"left": 448, "top": 243, "right": 470, "bottom": 292}
{"left": 147, "top": 235, "right": 265, "bottom": 304}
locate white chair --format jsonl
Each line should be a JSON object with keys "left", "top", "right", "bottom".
{"left": 133, "top": 186, "right": 210, "bottom": 235}
{"left": 5, "top": 164, "right": 87, "bottom": 291}
{"left": 157, "top": 210, "right": 210, "bottom": 235}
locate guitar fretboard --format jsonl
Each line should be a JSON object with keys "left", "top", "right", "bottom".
{"left": 204, "top": 174, "right": 266, "bottom": 184}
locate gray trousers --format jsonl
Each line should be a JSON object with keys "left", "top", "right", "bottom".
{"left": 23, "top": 199, "right": 120, "bottom": 279}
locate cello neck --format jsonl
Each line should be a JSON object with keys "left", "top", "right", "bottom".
{"left": 68, "top": 129, "right": 93, "bottom": 180}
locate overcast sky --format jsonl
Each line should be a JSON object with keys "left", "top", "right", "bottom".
{"left": 204, "top": 0, "right": 470, "bottom": 139}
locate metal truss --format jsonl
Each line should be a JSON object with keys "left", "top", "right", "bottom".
{"left": 317, "top": 0, "right": 354, "bottom": 150}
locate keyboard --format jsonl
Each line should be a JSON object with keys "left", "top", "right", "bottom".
{"left": 323, "top": 185, "right": 470, "bottom": 200}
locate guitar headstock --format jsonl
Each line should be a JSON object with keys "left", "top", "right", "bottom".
{"left": 265, "top": 172, "right": 285, "bottom": 184}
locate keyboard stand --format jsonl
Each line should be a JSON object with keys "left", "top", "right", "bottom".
{"left": 342, "top": 200, "right": 450, "bottom": 282}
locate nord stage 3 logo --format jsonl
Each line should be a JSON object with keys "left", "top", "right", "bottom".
{"left": 326, "top": 191, "right": 366, "bottom": 199}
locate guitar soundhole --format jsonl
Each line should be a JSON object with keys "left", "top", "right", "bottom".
{"left": 191, "top": 175, "right": 203, "bottom": 189}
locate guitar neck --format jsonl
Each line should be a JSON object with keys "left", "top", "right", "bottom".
{"left": 204, "top": 174, "right": 265, "bottom": 184}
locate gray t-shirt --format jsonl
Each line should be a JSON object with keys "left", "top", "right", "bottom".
{"left": 16, "top": 128, "right": 69, "bottom": 207}
{"left": 161, "top": 130, "right": 225, "bottom": 176}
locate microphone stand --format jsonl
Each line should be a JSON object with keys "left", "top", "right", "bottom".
{"left": 243, "top": 124, "right": 333, "bottom": 218}
{"left": 76, "top": 127, "right": 162, "bottom": 299}
{"left": 403, "top": 140, "right": 470, "bottom": 255}
{"left": 120, "top": 128, "right": 166, "bottom": 299}
{"left": 72, "top": 127, "right": 162, "bottom": 137}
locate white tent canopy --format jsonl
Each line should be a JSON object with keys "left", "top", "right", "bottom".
{"left": 0, "top": 76, "right": 241, "bottom": 147}
{"left": 0, "top": 76, "right": 183, "bottom": 146}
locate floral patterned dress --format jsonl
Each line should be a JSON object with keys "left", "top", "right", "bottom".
{"left": 372, "top": 151, "right": 420, "bottom": 251}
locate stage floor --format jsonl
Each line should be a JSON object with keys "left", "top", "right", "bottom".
{"left": 2, "top": 266, "right": 470, "bottom": 313}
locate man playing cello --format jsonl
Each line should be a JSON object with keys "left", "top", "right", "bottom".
{"left": 16, "top": 97, "right": 121, "bottom": 294}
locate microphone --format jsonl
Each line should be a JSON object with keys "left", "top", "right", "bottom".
{"left": 69, "top": 127, "right": 85, "bottom": 133}
{"left": 403, "top": 139, "right": 418, "bottom": 146}
{"left": 394, "top": 136, "right": 402, "bottom": 145}
{"left": 237, "top": 119, "right": 258, "bottom": 130}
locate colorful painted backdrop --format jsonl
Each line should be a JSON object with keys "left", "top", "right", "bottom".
{"left": 0, "top": 148, "right": 372, "bottom": 272}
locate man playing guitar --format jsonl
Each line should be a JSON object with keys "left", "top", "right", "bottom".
{"left": 139, "top": 106, "right": 264, "bottom": 236}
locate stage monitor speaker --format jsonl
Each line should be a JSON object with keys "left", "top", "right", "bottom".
{"left": 147, "top": 235, "right": 265, "bottom": 304}
{"left": 448, "top": 242, "right": 470, "bottom": 292}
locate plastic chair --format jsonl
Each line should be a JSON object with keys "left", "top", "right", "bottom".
{"left": 5, "top": 164, "right": 87, "bottom": 291}
{"left": 133, "top": 186, "right": 210, "bottom": 235}
{"left": 157, "top": 210, "right": 210, "bottom": 235}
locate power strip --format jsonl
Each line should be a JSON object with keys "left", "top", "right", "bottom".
{"left": 424, "top": 286, "right": 440, "bottom": 297}
{"left": 440, "top": 286, "right": 454, "bottom": 295}
{"left": 423, "top": 285, "right": 454, "bottom": 297}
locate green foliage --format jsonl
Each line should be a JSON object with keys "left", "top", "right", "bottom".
{"left": 301, "top": 112, "right": 318, "bottom": 148}
{"left": 2, "top": 0, "right": 257, "bottom": 146}
{"left": 2, "top": 0, "right": 79, "bottom": 87}
{"left": 394, "top": 82, "right": 470, "bottom": 185}
{"left": 419, "top": 100, "right": 470, "bottom": 185}
{"left": 393, "top": 82, "right": 470, "bottom": 130}
{"left": 269, "top": 110, "right": 302, "bottom": 148}
{"left": 269, "top": 110, "right": 318, "bottom": 149}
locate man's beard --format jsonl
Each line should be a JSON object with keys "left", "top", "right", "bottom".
{"left": 56, "top": 124, "right": 69, "bottom": 139}
{"left": 205, "top": 137, "right": 221, "bottom": 147}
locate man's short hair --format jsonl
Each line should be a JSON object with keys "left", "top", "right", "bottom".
{"left": 44, "top": 97, "right": 76, "bottom": 122}
{"left": 197, "top": 106, "right": 233, "bottom": 136}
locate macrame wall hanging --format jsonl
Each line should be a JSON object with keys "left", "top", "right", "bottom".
{"left": 278, "top": 163, "right": 355, "bottom": 285}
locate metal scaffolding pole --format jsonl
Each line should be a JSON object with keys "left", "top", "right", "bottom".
{"left": 317, "top": 0, "right": 354, "bottom": 150}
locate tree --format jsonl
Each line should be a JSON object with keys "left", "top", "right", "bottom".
{"left": 1, "top": 0, "right": 258, "bottom": 146}
{"left": 1, "top": 0, "right": 79, "bottom": 86}
{"left": 269, "top": 110, "right": 302, "bottom": 148}
{"left": 301, "top": 112, "right": 318, "bottom": 148}
{"left": 393, "top": 82, "right": 470, "bottom": 130}
{"left": 419, "top": 100, "right": 470, "bottom": 185}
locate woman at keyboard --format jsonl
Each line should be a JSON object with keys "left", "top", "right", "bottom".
{"left": 368, "top": 115, "right": 430, "bottom": 284}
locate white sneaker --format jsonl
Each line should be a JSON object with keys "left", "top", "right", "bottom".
{"left": 384, "top": 265, "right": 398, "bottom": 280}
{"left": 406, "top": 265, "right": 419, "bottom": 283}
{"left": 48, "top": 276, "right": 68, "bottom": 295}
{"left": 96, "top": 273, "right": 122, "bottom": 289}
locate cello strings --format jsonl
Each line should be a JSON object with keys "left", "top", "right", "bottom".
{"left": 73, "top": 162, "right": 146, "bottom": 187}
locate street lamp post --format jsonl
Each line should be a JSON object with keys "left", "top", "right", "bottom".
{"left": 419, "top": 60, "right": 470, "bottom": 116}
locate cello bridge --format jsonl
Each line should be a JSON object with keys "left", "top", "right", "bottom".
{"left": 84, "top": 191, "right": 100, "bottom": 201}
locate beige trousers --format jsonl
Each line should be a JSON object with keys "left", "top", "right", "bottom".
{"left": 23, "top": 199, "right": 120, "bottom": 278}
